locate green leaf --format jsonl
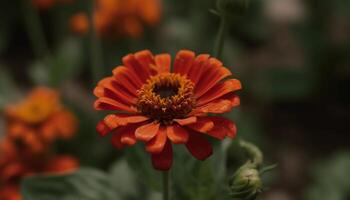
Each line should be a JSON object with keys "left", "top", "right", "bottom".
{"left": 171, "top": 146, "right": 218, "bottom": 200}
{"left": 125, "top": 144, "right": 162, "bottom": 192}
{"left": 0, "top": 67, "right": 20, "bottom": 108}
{"left": 305, "top": 151, "right": 350, "bottom": 200}
{"left": 49, "top": 37, "right": 83, "bottom": 86}
{"left": 109, "top": 159, "right": 138, "bottom": 198}
{"left": 28, "top": 38, "right": 83, "bottom": 87}
{"left": 28, "top": 60, "right": 50, "bottom": 85}
{"left": 21, "top": 168, "right": 121, "bottom": 200}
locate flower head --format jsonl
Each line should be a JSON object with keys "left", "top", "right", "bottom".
{"left": 0, "top": 87, "right": 79, "bottom": 200}
{"left": 70, "top": 0, "right": 162, "bottom": 38}
{"left": 0, "top": 139, "right": 79, "bottom": 200}
{"left": 4, "top": 87, "right": 77, "bottom": 155}
{"left": 94, "top": 50, "right": 241, "bottom": 170}
{"left": 0, "top": 185, "right": 21, "bottom": 200}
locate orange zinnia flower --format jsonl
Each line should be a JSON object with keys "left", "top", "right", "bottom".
{"left": 0, "top": 138, "right": 79, "bottom": 200}
{"left": 94, "top": 50, "right": 241, "bottom": 170}
{"left": 4, "top": 87, "right": 77, "bottom": 155}
{"left": 0, "top": 185, "right": 21, "bottom": 200}
{"left": 70, "top": 0, "right": 161, "bottom": 38}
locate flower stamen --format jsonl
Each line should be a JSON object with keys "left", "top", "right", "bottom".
{"left": 137, "top": 73, "right": 195, "bottom": 124}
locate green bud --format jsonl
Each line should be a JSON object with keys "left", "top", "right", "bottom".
{"left": 229, "top": 162, "right": 263, "bottom": 200}
{"left": 216, "top": 0, "right": 249, "bottom": 17}
{"left": 227, "top": 140, "right": 276, "bottom": 200}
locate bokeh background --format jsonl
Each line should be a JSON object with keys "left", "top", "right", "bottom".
{"left": 0, "top": 0, "right": 350, "bottom": 199}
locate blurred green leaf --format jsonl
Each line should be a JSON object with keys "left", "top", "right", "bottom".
{"left": 21, "top": 168, "right": 121, "bottom": 200}
{"left": 171, "top": 145, "right": 226, "bottom": 200}
{"left": 0, "top": 67, "right": 20, "bottom": 108}
{"left": 49, "top": 37, "right": 83, "bottom": 86}
{"left": 28, "top": 60, "right": 50, "bottom": 85}
{"left": 187, "top": 161, "right": 216, "bottom": 200}
{"left": 305, "top": 151, "right": 350, "bottom": 200}
{"left": 109, "top": 159, "right": 138, "bottom": 199}
{"left": 28, "top": 38, "right": 83, "bottom": 87}
{"left": 125, "top": 145, "right": 162, "bottom": 192}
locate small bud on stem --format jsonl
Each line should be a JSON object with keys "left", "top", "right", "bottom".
{"left": 229, "top": 140, "right": 276, "bottom": 200}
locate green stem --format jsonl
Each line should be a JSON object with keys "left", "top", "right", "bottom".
{"left": 163, "top": 171, "right": 170, "bottom": 200}
{"left": 22, "top": 0, "right": 50, "bottom": 59}
{"left": 88, "top": 0, "right": 104, "bottom": 85}
{"left": 239, "top": 139, "right": 263, "bottom": 167}
{"left": 214, "top": 15, "right": 227, "bottom": 60}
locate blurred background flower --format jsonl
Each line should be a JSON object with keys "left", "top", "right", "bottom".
{"left": 69, "top": 0, "right": 162, "bottom": 38}
{"left": 0, "top": 87, "right": 79, "bottom": 200}
{"left": 4, "top": 87, "right": 77, "bottom": 155}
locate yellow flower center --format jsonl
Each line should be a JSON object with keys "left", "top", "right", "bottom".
{"left": 137, "top": 73, "right": 195, "bottom": 124}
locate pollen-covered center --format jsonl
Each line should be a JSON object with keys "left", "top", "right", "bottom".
{"left": 137, "top": 73, "right": 195, "bottom": 124}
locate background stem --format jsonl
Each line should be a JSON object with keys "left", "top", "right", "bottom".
{"left": 163, "top": 171, "right": 170, "bottom": 200}
{"left": 213, "top": 15, "right": 227, "bottom": 60}
{"left": 22, "top": 0, "right": 50, "bottom": 59}
{"left": 88, "top": 0, "right": 103, "bottom": 85}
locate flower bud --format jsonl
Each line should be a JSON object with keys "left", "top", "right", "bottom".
{"left": 229, "top": 162, "right": 263, "bottom": 200}
{"left": 228, "top": 140, "right": 276, "bottom": 200}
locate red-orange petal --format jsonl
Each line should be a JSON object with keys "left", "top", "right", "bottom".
{"left": 134, "top": 50, "right": 156, "bottom": 75}
{"left": 111, "top": 132, "right": 124, "bottom": 149}
{"left": 122, "top": 53, "right": 152, "bottom": 83}
{"left": 96, "top": 120, "right": 110, "bottom": 137}
{"left": 196, "top": 79, "right": 241, "bottom": 106}
{"left": 120, "top": 126, "right": 138, "bottom": 146}
{"left": 151, "top": 140, "right": 173, "bottom": 171}
{"left": 135, "top": 122, "right": 160, "bottom": 141}
{"left": 186, "top": 117, "right": 214, "bottom": 133}
{"left": 94, "top": 77, "right": 137, "bottom": 108}
{"left": 111, "top": 67, "right": 141, "bottom": 96}
{"left": 191, "top": 94, "right": 240, "bottom": 115}
{"left": 97, "top": 76, "right": 138, "bottom": 98}
{"left": 103, "top": 114, "right": 149, "bottom": 129}
{"left": 207, "top": 116, "right": 237, "bottom": 139}
{"left": 185, "top": 130, "right": 213, "bottom": 160}
{"left": 173, "top": 50, "right": 195, "bottom": 75}
{"left": 146, "top": 126, "right": 167, "bottom": 153}
{"left": 44, "top": 155, "right": 79, "bottom": 173}
{"left": 154, "top": 54, "right": 171, "bottom": 74}
{"left": 174, "top": 116, "right": 197, "bottom": 126}
{"left": 112, "top": 66, "right": 143, "bottom": 89}
{"left": 186, "top": 54, "right": 210, "bottom": 84}
{"left": 194, "top": 59, "right": 232, "bottom": 98}
{"left": 166, "top": 124, "right": 189, "bottom": 144}
{"left": 94, "top": 97, "right": 137, "bottom": 113}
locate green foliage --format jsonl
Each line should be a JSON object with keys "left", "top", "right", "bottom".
{"left": 305, "top": 151, "right": 350, "bottom": 200}
{"left": 21, "top": 140, "right": 270, "bottom": 200}
{"left": 21, "top": 159, "right": 163, "bottom": 200}
{"left": 21, "top": 168, "right": 121, "bottom": 200}
{"left": 49, "top": 38, "right": 84, "bottom": 86}
{"left": 125, "top": 145, "right": 162, "bottom": 191}
{"left": 109, "top": 159, "right": 138, "bottom": 199}
{"left": 0, "top": 67, "right": 20, "bottom": 108}
{"left": 29, "top": 38, "right": 83, "bottom": 87}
